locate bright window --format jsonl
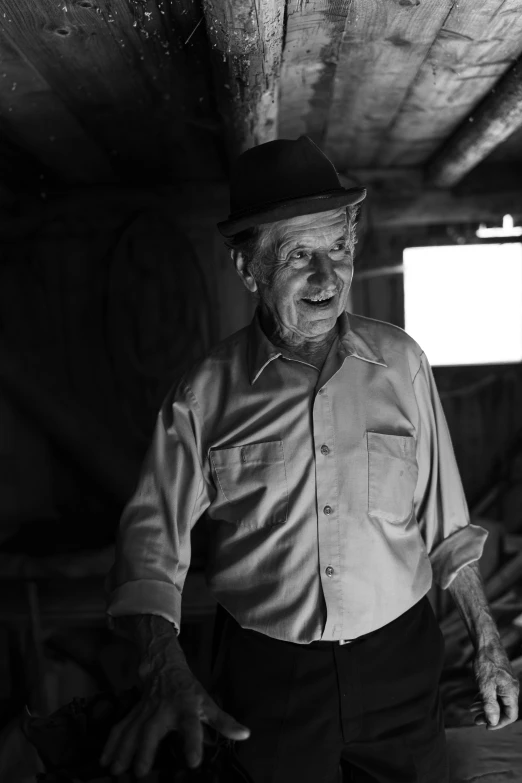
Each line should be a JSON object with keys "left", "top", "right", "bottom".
{"left": 403, "top": 243, "right": 522, "bottom": 366}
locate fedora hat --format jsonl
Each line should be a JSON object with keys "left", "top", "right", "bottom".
{"left": 217, "top": 135, "right": 366, "bottom": 238}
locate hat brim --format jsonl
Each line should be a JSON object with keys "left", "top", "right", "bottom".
{"left": 217, "top": 187, "right": 367, "bottom": 238}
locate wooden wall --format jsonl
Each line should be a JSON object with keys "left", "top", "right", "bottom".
{"left": 0, "top": 184, "right": 253, "bottom": 549}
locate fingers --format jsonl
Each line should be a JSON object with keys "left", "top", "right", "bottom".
{"left": 101, "top": 703, "right": 158, "bottom": 776}
{"left": 470, "top": 698, "right": 486, "bottom": 726}
{"left": 111, "top": 716, "right": 146, "bottom": 775}
{"left": 99, "top": 689, "right": 251, "bottom": 778}
{"left": 178, "top": 712, "right": 204, "bottom": 768}
{"left": 479, "top": 680, "right": 501, "bottom": 729}
{"left": 204, "top": 700, "right": 250, "bottom": 741}
{"left": 470, "top": 689, "right": 519, "bottom": 730}
{"left": 134, "top": 711, "right": 175, "bottom": 777}
{"left": 492, "top": 693, "right": 519, "bottom": 730}
{"left": 99, "top": 704, "right": 142, "bottom": 768}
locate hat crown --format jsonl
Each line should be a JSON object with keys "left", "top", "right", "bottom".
{"left": 230, "top": 136, "right": 342, "bottom": 216}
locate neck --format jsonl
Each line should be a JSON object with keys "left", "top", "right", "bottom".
{"left": 259, "top": 309, "right": 338, "bottom": 370}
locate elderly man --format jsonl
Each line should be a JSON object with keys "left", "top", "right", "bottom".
{"left": 101, "top": 136, "right": 519, "bottom": 783}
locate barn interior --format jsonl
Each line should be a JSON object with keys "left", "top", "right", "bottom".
{"left": 1, "top": 0, "right": 522, "bottom": 780}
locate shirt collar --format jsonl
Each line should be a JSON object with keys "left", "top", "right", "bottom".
{"left": 247, "top": 309, "right": 387, "bottom": 385}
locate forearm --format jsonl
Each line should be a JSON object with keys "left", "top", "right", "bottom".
{"left": 448, "top": 561, "right": 500, "bottom": 651}
{"left": 111, "top": 614, "right": 191, "bottom": 680}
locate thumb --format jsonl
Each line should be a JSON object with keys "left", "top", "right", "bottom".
{"left": 482, "top": 693, "right": 500, "bottom": 727}
{"left": 215, "top": 712, "right": 251, "bottom": 740}
{"left": 205, "top": 702, "right": 250, "bottom": 740}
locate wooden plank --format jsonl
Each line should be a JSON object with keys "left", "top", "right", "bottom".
{"left": 427, "top": 58, "right": 522, "bottom": 186}
{"left": 0, "top": 31, "right": 116, "bottom": 184}
{"left": 203, "top": 0, "right": 285, "bottom": 155}
{"left": 0, "top": 0, "right": 223, "bottom": 181}
{"left": 381, "top": 0, "right": 522, "bottom": 166}
{"left": 323, "top": 0, "right": 452, "bottom": 169}
{"left": 278, "top": 0, "right": 350, "bottom": 144}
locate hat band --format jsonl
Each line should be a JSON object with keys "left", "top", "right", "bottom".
{"left": 229, "top": 187, "right": 346, "bottom": 220}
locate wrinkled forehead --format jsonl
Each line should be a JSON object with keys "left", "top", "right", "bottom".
{"left": 262, "top": 207, "right": 349, "bottom": 248}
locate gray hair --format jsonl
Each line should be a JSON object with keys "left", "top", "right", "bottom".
{"left": 225, "top": 205, "right": 360, "bottom": 286}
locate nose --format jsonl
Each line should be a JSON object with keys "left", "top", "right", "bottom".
{"left": 308, "top": 251, "right": 337, "bottom": 287}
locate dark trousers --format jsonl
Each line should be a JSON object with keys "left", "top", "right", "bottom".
{"left": 210, "top": 596, "right": 449, "bottom": 783}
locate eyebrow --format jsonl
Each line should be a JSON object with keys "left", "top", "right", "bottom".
{"left": 278, "top": 232, "right": 349, "bottom": 254}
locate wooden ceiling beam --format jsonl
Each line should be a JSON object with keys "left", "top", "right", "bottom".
{"left": 344, "top": 168, "right": 522, "bottom": 227}
{"left": 203, "top": 0, "right": 285, "bottom": 156}
{"left": 427, "top": 58, "right": 522, "bottom": 188}
{"left": 277, "top": 0, "right": 350, "bottom": 144}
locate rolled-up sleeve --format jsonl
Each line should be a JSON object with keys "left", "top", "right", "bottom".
{"left": 413, "top": 352, "right": 488, "bottom": 589}
{"left": 105, "top": 380, "right": 212, "bottom": 632}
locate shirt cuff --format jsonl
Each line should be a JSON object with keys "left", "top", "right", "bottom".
{"left": 106, "top": 579, "right": 182, "bottom": 633}
{"left": 429, "top": 523, "right": 489, "bottom": 590}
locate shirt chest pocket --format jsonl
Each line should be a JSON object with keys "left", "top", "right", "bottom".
{"left": 209, "top": 440, "right": 289, "bottom": 529}
{"left": 367, "top": 432, "right": 418, "bottom": 524}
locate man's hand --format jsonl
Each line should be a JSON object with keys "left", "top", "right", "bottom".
{"left": 470, "top": 639, "right": 520, "bottom": 730}
{"left": 448, "top": 562, "right": 520, "bottom": 730}
{"left": 101, "top": 615, "right": 250, "bottom": 777}
{"left": 99, "top": 665, "right": 250, "bottom": 777}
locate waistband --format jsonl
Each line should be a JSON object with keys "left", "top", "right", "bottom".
{"left": 217, "top": 596, "right": 428, "bottom": 649}
{"left": 307, "top": 597, "right": 428, "bottom": 648}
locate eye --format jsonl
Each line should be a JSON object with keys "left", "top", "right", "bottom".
{"left": 331, "top": 241, "right": 347, "bottom": 253}
{"left": 289, "top": 249, "right": 309, "bottom": 261}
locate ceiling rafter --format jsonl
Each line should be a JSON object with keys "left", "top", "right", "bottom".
{"left": 278, "top": 0, "right": 351, "bottom": 145}
{"left": 203, "top": 0, "right": 285, "bottom": 157}
{"left": 427, "top": 57, "right": 522, "bottom": 187}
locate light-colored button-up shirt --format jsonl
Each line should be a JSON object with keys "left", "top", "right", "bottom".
{"left": 106, "top": 311, "right": 487, "bottom": 644}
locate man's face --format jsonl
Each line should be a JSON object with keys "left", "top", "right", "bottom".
{"left": 238, "top": 208, "right": 354, "bottom": 343}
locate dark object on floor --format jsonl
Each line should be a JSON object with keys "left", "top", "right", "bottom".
{"left": 21, "top": 689, "right": 252, "bottom": 783}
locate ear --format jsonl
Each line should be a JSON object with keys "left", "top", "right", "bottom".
{"left": 232, "top": 250, "right": 258, "bottom": 294}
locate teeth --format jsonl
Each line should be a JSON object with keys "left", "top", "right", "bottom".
{"left": 305, "top": 293, "right": 335, "bottom": 302}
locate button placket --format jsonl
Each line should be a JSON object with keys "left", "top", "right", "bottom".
{"left": 313, "top": 383, "right": 342, "bottom": 638}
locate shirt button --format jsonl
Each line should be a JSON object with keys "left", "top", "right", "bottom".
{"left": 320, "top": 445, "right": 330, "bottom": 456}
{"left": 325, "top": 566, "right": 334, "bottom": 578}
{"left": 323, "top": 505, "right": 332, "bottom": 515}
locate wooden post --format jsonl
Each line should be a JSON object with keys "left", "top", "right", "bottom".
{"left": 203, "top": 0, "right": 285, "bottom": 156}
{"left": 427, "top": 60, "right": 522, "bottom": 188}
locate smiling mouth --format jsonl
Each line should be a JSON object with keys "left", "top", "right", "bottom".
{"left": 301, "top": 293, "right": 336, "bottom": 308}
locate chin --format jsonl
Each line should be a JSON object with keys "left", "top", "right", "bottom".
{"left": 299, "top": 315, "right": 337, "bottom": 335}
